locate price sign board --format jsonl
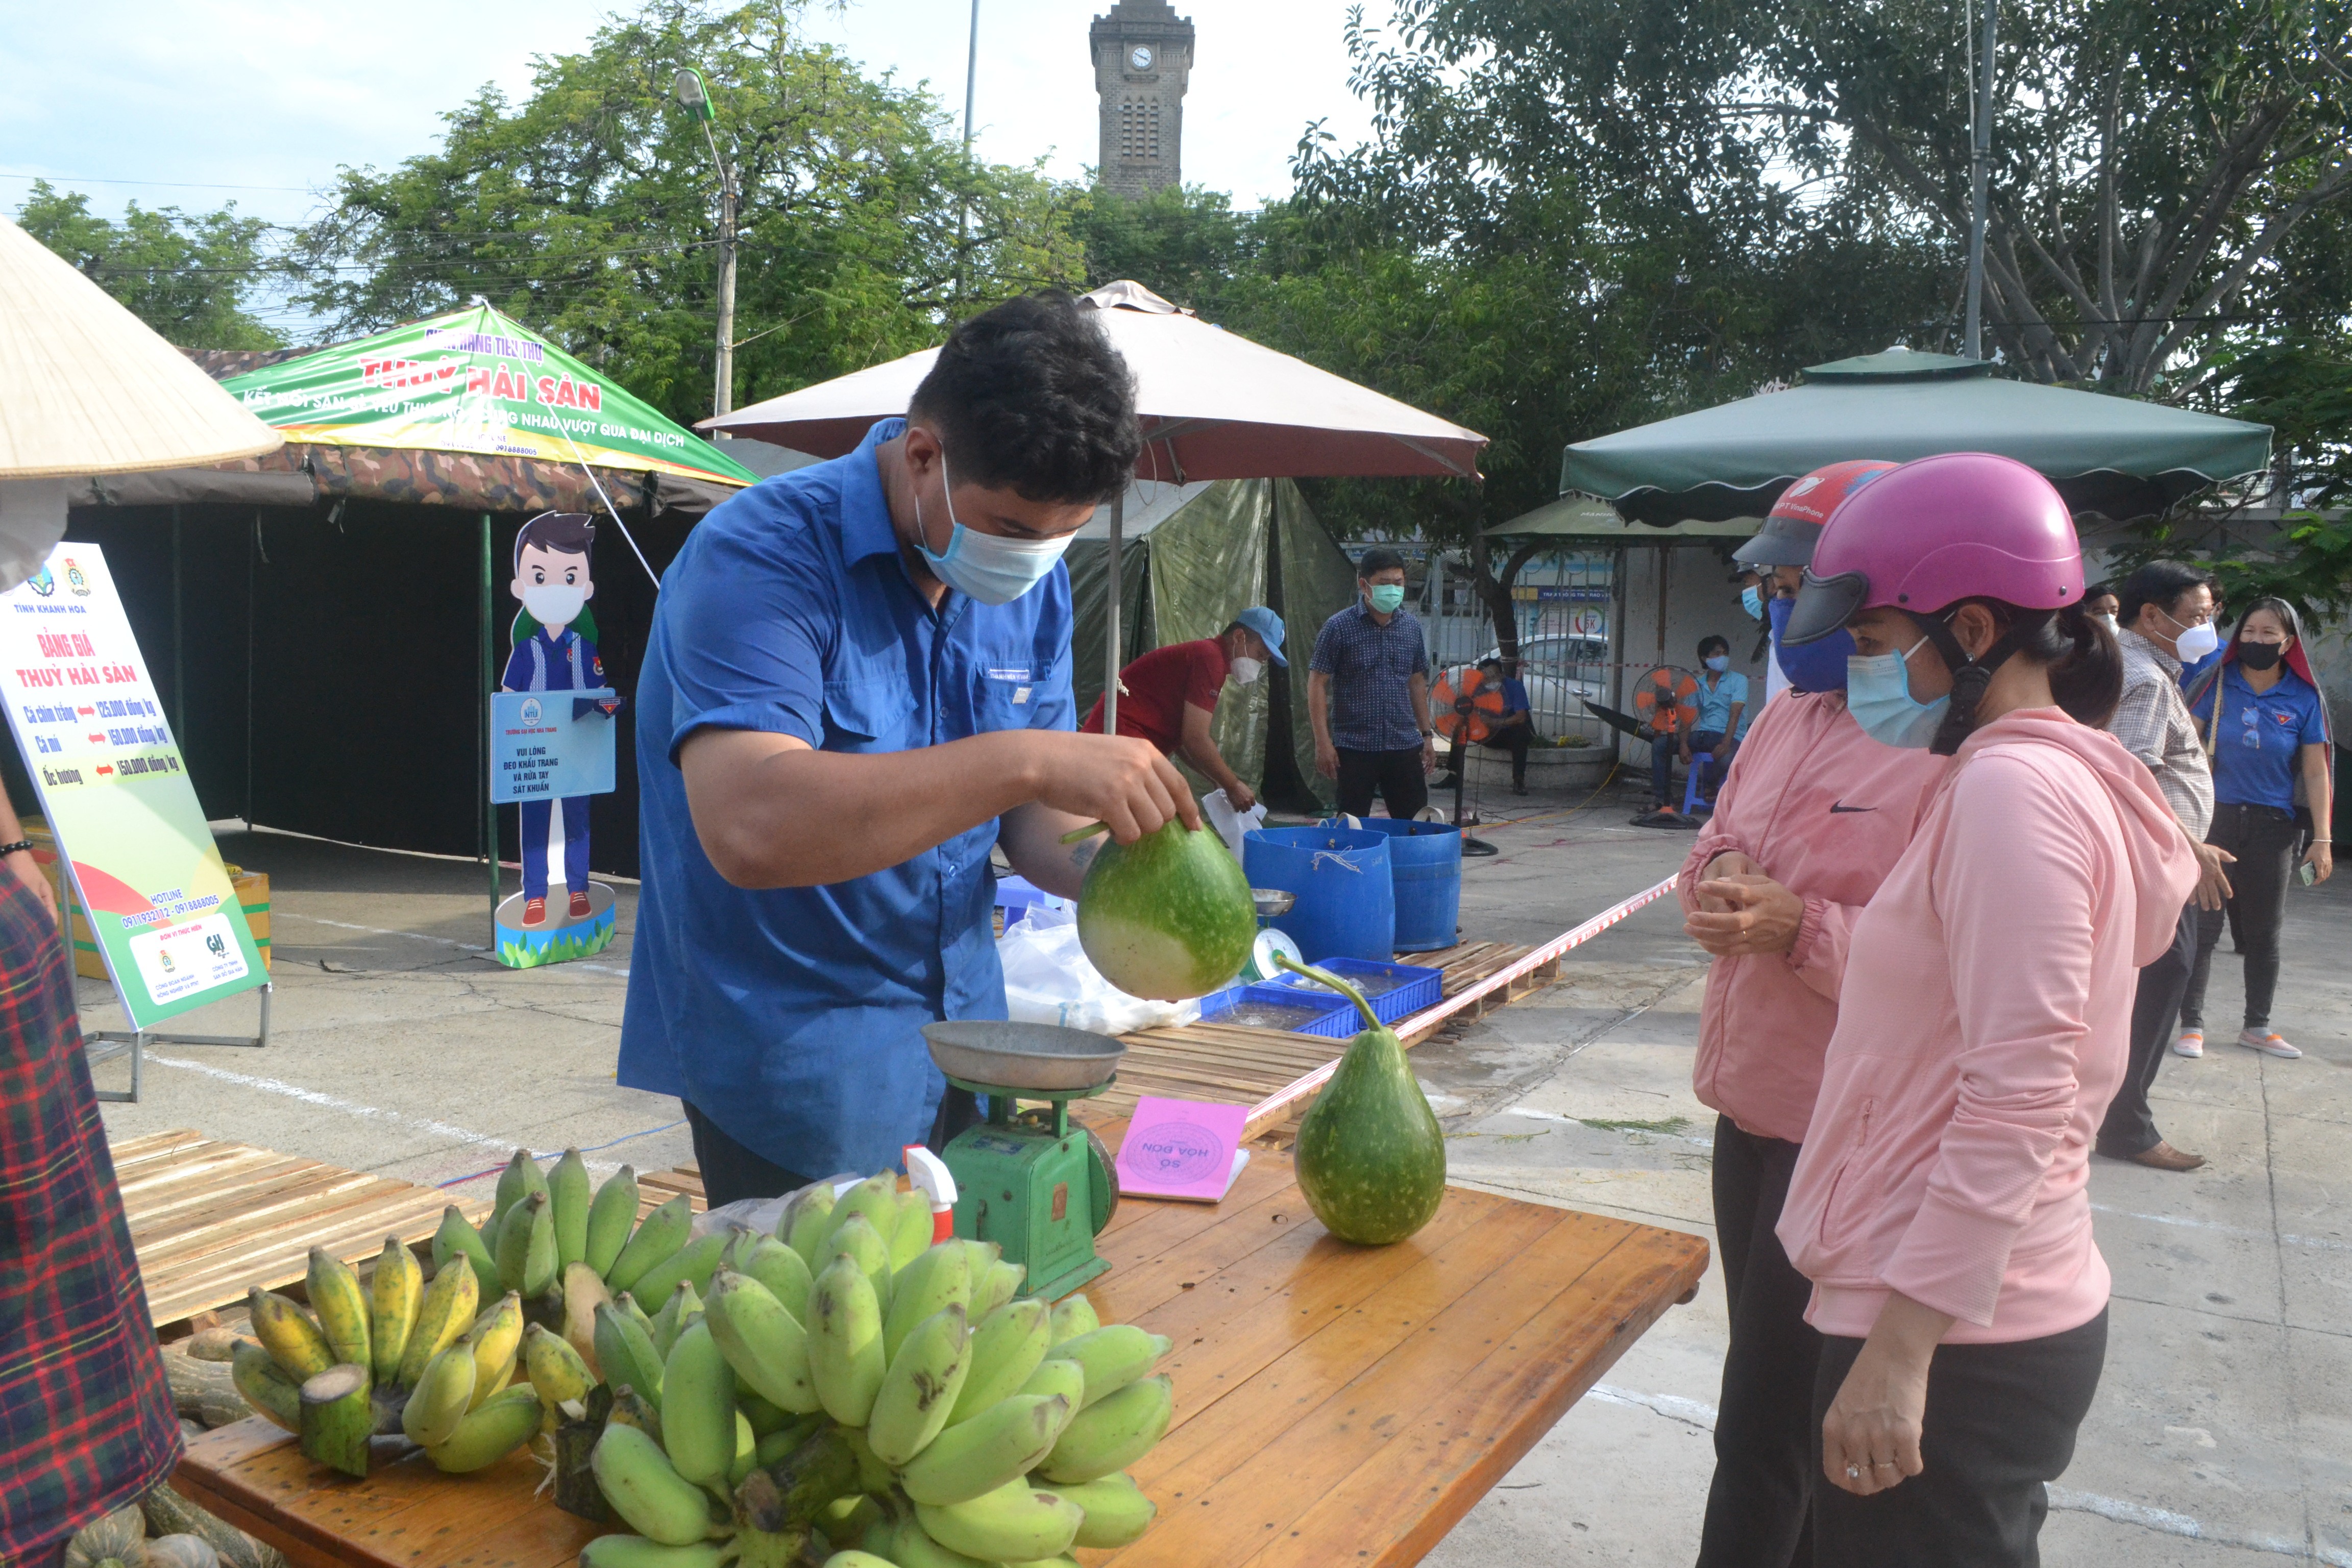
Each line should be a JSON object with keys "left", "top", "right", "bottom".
{"left": 489, "top": 690, "right": 619, "bottom": 804}
{"left": 0, "top": 543, "right": 267, "bottom": 1028}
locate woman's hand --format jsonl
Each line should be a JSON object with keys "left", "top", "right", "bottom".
{"left": 1821, "top": 1293, "right": 1953, "bottom": 1496}
{"left": 1687, "top": 851, "right": 1764, "bottom": 914}
{"left": 5, "top": 849, "right": 55, "bottom": 923}
{"left": 2305, "top": 840, "right": 2333, "bottom": 885}
{"left": 1686, "top": 875, "right": 1803, "bottom": 955}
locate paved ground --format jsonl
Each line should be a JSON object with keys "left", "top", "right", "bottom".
{"left": 89, "top": 763, "right": 2352, "bottom": 1564}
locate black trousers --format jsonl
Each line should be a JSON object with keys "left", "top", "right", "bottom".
{"left": 2094, "top": 898, "right": 2197, "bottom": 1158}
{"left": 1811, "top": 1310, "right": 2107, "bottom": 1568}
{"left": 1336, "top": 744, "right": 1429, "bottom": 820}
{"left": 1480, "top": 725, "right": 1532, "bottom": 785}
{"left": 2181, "top": 802, "right": 2301, "bottom": 1033}
{"left": 1651, "top": 730, "right": 1734, "bottom": 805}
{"left": 685, "top": 1091, "right": 986, "bottom": 1208}
{"left": 1696, "top": 1117, "right": 1819, "bottom": 1568}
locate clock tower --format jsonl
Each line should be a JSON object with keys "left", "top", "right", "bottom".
{"left": 1090, "top": 1, "right": 1194, "bottom": 197}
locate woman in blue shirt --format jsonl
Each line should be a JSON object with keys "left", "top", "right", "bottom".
{"left": 2178, "top": 598, "right": 2334, "bottom": 1060}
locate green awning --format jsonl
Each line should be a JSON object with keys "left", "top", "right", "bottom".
{"left": 1487, "top": 494, "right": 1758, "bottom": 542}
{"left": 1560, "top": 348, "right": 2271, "bottom": 525}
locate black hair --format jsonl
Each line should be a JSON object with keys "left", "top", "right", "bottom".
{"left": 514, "top": 511, "right": 594, "bottom": 572}
{"left": 2117, "top": 560, "right": 2211, "bottom": 629}
{"left": 907, "top": 291, "right": 1140, "bottom": 504}
{"left": 2085, "top": 581, "right": 2117, "bottom": 601}
{"left": 1357, "top": 547, "right": 1407, "bottom": 579}
{"left": 2231, "top": 596, "right": 2302, "bottom": 647}
{"left": 1697, "top": 634, "right": 1730, "bottom": 658}
{"left": 1917, "top": 598, "right": 2122, "bottom": 753}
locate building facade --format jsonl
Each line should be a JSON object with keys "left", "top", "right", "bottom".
{"left": 1090, "top": 1, "right": 1194, "bottom": 196}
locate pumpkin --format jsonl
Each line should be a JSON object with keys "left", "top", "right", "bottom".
{"left": 142, "top": 1537, "right": 222, "bottom": 1568}
{"left": 62, "top": 1505, "right": 143, "bottom": 1568}
{"left": 1276, "top": 957, "right": 1447, "bottom": 1245}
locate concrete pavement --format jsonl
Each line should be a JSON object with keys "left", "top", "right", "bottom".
{"left": 86, "top": 768, "right": 2352, "bottom": 1562}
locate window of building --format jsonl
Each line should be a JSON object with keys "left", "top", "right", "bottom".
{"left": 1118, "top": 97, "right": 1161, "bottom": 161}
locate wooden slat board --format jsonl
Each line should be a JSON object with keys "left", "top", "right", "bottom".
{"left": 1074, "top": 941, "right": 1551, "bottom": 1133}
{"left": 173, "top": 1137, "right": 1707, "bottom": 1568}
{"left": 110, "top": 1131, "right": 491, "bottom": 1331}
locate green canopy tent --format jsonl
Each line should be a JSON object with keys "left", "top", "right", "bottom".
{"left": 42, "top": 306, "right": 755, "bottom": 902}
{"left": 1560, "top": 348, "right": 2272, "bottom": 524}
{"left": 1065, "top": 477, "right": 1360, "bottom": 812}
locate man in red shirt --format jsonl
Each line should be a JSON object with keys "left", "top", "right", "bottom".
{"left": 1081, "top": 606, "right": 1285, "bottom": 810}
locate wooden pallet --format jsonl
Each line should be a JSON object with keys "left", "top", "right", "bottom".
{"left": 109, "top": 1131, "right": 491, "bottom": 1333}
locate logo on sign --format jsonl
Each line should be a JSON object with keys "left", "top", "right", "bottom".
{"left": 520, "top": 697, "right": 544, "bottom": 724}
{"left": 206, "top": 932, "right": 226, "bottom": 957}
{"left": 1130, "top": 1121, "right": 1223, "bottom": 1183}
{"left": 64, "top": 560, "right": 89, "bottom": 596}
{"left": 27, "top": 567, "right": 53, "bottom": 597}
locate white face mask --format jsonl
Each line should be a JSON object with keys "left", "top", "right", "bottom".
{"left": 1230, "top": 656, "right": 1264, "bottom": 687}
{"left": 2161, "top": 606, "right": 2219, "bottom": 663}
{"left": 523, "top": 581, "right": 587, "bottom": 630}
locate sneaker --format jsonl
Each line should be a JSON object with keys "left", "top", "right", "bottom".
{"left": 2174, "top": 1030, "right": 2204, "bottom": 1058}
{"left": 2238, "top": 1030, "right": 2303, "bottom": 1059}
{"left": 569, "top": 889, "right": 593, "bottom": 920}
{"left": 521, "top": 896, "right": 547, "bottom": 928}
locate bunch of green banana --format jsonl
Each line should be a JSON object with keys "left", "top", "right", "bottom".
{"left": 574, "top": 1169, "right": 1178, "bottom": 1567}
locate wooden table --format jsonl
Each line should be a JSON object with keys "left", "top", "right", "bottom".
{"left": 114, "top": 1131, "right": 491, "bottom": 1333}
{"left": 175, "top": 1141, "right": 1708, "bottom": 1568}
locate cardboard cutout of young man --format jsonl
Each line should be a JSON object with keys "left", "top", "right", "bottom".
{"left": 502, "top": 511, "right": 610, "bottom": 928}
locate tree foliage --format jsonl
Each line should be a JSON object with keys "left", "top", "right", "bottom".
{"left": 15, "top": 180, "right": 284, "bottom": 349}
{"left": 290, "top": 0, "right": 1086, "bottom": 427}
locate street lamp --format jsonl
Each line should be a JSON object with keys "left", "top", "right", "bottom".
{"left": 675, "top": 65, "right": 739, "bottom": 420}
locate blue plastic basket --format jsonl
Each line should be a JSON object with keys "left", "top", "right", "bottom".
{"left": 1196, "top": 984, "right": 1360, "bottom": 1039}
{"left": 1256, "top": 957, "right": 1444, "bottom": 1026}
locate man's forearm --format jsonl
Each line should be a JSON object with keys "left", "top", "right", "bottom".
{"left": 1307, "top": 674, "right": 1333, "bottom": 745}
{"left": 685, "top": 730, "right": 1039, "bottom": 889}
{"left": 999, "top": 801, "right": 1100, "bottom": 899}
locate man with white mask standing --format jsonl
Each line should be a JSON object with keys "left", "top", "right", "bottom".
{"left": 2096, "top": 560, "right": 2233, "bottom": 1171}
{"left": 619, "top": 292, "right": 1198, "bottom": 1205}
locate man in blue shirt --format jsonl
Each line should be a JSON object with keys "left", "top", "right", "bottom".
{"left": 618, "top": 293, "right": 1196, "bottom": 1205}
{"left": 1457, "top": 653, "right": 1534, "bottom": 795}
{"left": 1681, "top": 634, "right": 1748, "bottom": 806}
{"left": 1308, "top": 547, "right": 1434, "bottom": 818}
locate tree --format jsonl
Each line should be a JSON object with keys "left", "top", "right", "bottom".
{"left": 290, "top": 0, "right": 1086, "bottom": 427}
{"left": 1073, "top": 183, "right": 1259, "bottom": 309}
{"left": 16, "top": 181, "right": 284, "bottom": 349}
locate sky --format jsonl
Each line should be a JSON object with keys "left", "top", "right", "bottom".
{"left": 1, "top": 0, "right": 1380, "bottom": 237}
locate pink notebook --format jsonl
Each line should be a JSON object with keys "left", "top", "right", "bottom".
{"left": 1116, "top": 1096, "right": 1250, "bottom": 1203}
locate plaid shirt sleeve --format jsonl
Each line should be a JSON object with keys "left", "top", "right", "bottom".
{"left": 2111, "top": 638, "right": 2215, "bottom": 839}
{"left": 0, "top": 877, "right": 182, "bottom": 1561}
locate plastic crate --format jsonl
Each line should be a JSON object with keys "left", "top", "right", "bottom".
{"left": 1196, "top": 984, "right": 1359, "bottom": 1039}
{"left": 1256, "top": 957, "right": 1444, "bottom": 1026}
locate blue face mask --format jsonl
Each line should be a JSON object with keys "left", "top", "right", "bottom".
{"left": 1845, "top": 635, "right": 1949, "bottom": 748}
{"left": 1741, "top": 584, "right": 1765, "bottom": 620}
{"left": 1769, "top": 594, "right": 1854, "bottom": 693}
{"left": 1366, "top": 583, "right": 1406, "bottom": 615}
{"left": 1703, "top": 654, "right": 1729, "bottom": 673}
{"left": 913, "top": 446, "right": 1074, "bottom": 605}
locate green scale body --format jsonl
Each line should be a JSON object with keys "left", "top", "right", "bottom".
{"left": 942, "top": 1082, "right": 1118, "bottom": 1302}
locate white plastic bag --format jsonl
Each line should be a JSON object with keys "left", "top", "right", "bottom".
{"left": 1201, "top": 787, "right": 1268, "bottom": 861}
{"left": 997, "top": 902, "right": 1202, "bottom": 1035}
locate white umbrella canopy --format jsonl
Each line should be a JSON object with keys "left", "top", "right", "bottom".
{"left": 703, "top": 280, "right": 1486, "bottom": 725}
{"left": 0, "top": 216, "right": 282, "bottom": 479}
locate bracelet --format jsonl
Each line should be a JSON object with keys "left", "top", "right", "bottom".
{"left": 0, "top": 841, "right": 31, "bottom": 857}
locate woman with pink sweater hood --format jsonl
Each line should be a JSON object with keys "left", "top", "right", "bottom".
{"left": 1774, "top": 453, "right": 2198, "bottom": 1566}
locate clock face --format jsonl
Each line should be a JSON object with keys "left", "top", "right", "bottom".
{"left": 1130, "top": 45, "right": 1153, "bottom": 70}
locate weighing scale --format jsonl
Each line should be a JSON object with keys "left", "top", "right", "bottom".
{"left": 921, "top": 1020, "right": 1124, "bottom": 1301}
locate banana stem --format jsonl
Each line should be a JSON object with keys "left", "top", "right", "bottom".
{"left": 1272, "top": 952, "right": 1380, "bottom": 1031}
{"left": 1059, "top": 821, "right": 1111, "bottom": 845}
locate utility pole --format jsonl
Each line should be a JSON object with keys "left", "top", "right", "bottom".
{"left": 954, "top": 0, "right": 980, "bottom": 302}
{"left": 675, "top": 66, "right": 738, "bottom": 419}
{"left": 1964, "top": 0, "right": 1996, "bottom": 361}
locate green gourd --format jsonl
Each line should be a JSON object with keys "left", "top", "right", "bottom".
{"left": 1072, "top": 820, "right": 1256, "bottom": 1001}
{"left": 1276, "top": 956, "right": 1447, "bottom": 1244}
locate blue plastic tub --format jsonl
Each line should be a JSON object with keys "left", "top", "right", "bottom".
{"left": 1326, "top": 818, "right": 1463, "bottom": 952}
{"left": 1257, "top": 956, "right": 1444, "bottom": 1026}
{"left": 1242, "top": 826, "right": 1395, "bottom": 963}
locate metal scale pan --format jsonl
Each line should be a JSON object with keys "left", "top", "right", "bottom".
{"left": 920, "top": 1020, "right": 1124, "bottom": 1094}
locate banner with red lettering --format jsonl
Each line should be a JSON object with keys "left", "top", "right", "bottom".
{"left": 218, "top": 302, "right": 757, "bottom": 487}
{"left": 0, "top": 543, "right": 266, "bottom": 1027}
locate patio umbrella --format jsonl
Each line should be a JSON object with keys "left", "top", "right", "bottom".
{"left": 702, "top": 280, "right": 1486, "bottom": 726}
{"left": 1560, "top": 347, "right": 2271, "bottom": 526}
{"left": 1, "top": 216, "right": 282, "bottom": 586}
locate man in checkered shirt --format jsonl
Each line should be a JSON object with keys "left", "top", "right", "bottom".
{"left": 2095, "top": 561, "right": 2234, "bottom": 1173}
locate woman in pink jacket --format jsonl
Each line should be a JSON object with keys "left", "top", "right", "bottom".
{"left": 1774, "top": 453, "right": 2198, "bottom": 1566}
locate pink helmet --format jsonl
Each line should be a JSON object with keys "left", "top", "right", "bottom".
{"left": 1783, "top": 452, "right": 2084, "bottom": 645}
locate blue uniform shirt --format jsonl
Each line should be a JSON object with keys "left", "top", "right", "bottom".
{"left": 502, "top": 626, "right": 601, "bottom": 693}
{"left": 2188, "top": 663, "right": 2326, "bottom": 812}
{"left": 618, "top": 419, "right": 1075, "bottom": 1178}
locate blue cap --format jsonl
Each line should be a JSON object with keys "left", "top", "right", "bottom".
{"left": 1230, "top": 606, "right": 1287, "bottom": 667}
